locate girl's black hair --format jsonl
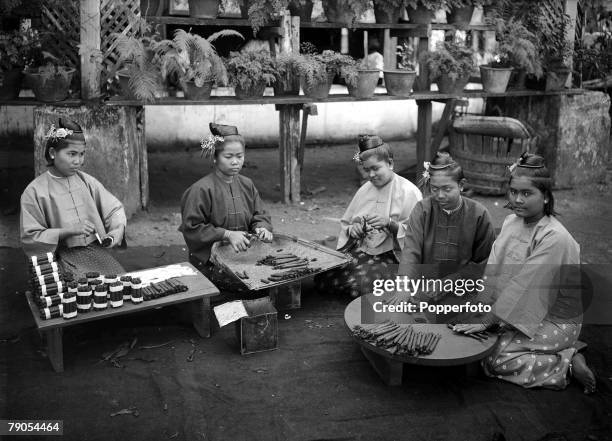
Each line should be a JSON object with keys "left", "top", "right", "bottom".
{"left": 429, "top": 152, "right": 464, "bottom": 182}
{"left": 359, "top": 143, "right": 393, "bottom": 163}
{"left": 509, "top": 153, "right": 557, "bottom": 216}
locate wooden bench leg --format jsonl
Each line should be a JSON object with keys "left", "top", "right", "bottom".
{"left": 192, "top": 297, "right": 212, "bottom": 338}
{"left": 360, "top": 346, "right": 403, "bottom": 386}
{"left": 46, "top": 328, "right": 64, "bottom": 373}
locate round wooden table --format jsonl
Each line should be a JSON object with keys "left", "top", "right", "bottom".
{"left": 344, "top": 295, "right": 499, "bottom": 385}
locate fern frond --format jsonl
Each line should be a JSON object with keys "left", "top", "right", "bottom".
{"left": 207, "top": 29, "right": 244, "bottom": 43}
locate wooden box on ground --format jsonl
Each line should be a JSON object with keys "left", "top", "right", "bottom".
{"left": 235, "top": 297, "right": 278, "bottom": 355}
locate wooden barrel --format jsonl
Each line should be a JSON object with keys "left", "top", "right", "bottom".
{"left": 449, "top": 116, "right": 536, "bottom": 195}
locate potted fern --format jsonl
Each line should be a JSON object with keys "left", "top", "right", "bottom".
{"left": 480, "top": 18, "right": 542, "bottom": 92}
{"left": 446, "top": 0, "right": 492, "bottom": 26}
{"left": 112, "top": 19, "right": 164, "bottom": 102}
{"left": 0, "top": 28, "right": 42, "bottom": 100}
{"left": 24, "top": 53, "right": 76, "bottom": 103}
{"left": 288, "top": 0, "right": 314, "bottom": 21}
{"left": 272, "top": 52, "right": 302, "bottom": 96}
{"left": 383, "top": 40, "right": 417, "bottom": 97}
{"left": 295, "top": 46, "right": 354, "bottom": 99}
{"left": 226, "top": 50, "right": 276, "bottom": 99}
{"left": 242, "top": 0, "right": 289, "bottom": 33}
{"left": 420, "top": 40, "right": 476, "bottom": 94}
{"left": 540, "top": 13, "right": 573, "bottom": 91}
{"left": 372, "top": 0, "right": 407, "bottom": 23}
{"left": 406, "top": 0, "right": 447, "bottom": 24}
{"left": 323, "top": 0, "right": 370, "bottom": 26}
{"left": 157, "top": 29, "right": 243, "bottom": 100}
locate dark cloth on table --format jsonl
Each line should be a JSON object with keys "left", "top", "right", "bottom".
{"left": 315, "top": 249, "right": 397, "bottom": 298}
{"left": 58, "top": 244, "right": 125, "bottom": 276}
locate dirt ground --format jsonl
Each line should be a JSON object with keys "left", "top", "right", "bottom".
{"left": 1, "top": 140, "right": 612, "bottom": 441}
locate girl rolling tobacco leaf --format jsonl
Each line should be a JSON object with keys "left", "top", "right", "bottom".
{"left": 20, "top": 118, "right": 126, "bottom": 274}
{"left": 179, "top": 123, "right": 273, "bottom": 293}
{"left": 455, "top": 153, "right": 596, "bottom": 393}
{"left": 316, "top": 135, "right": 422, "bottom": 298}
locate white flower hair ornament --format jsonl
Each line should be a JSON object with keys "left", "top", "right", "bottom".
{"left": 421, "top": 161, "right": 431, "bottom": 182}
{"left": 44, "top": 124, "right": 73, "bottom": 142}
{"left": 352, "top": 149, "right": 361, "bottom": 164}
{"left": 200, "top": 135, "right": 224, "bottom": 158}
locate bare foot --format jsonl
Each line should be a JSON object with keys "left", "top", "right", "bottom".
{"left": 571, "top": 353, "right": 596, "bottom": 394}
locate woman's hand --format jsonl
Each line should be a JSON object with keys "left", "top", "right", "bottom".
{"left": 226, "top": 231, "right": 251, "bottom": 252}
{"left": 365, "top": 214, "right": 389, "bottom": 230}
{"left": 349, "top": 222, "right": 364, "bottom": 239}
{"left": 255, "top": 227, "right": 273, "bottom": 242}
{"left": 452, "top": 323, "right": 488, "bottom": 334}
{"left": 70, "top": 220, "right": 96, "bottom": 237}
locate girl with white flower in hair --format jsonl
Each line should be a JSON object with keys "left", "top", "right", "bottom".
{"left": 455, "top": 153, "right": 596, "bottom": 393}
{"left": 179, "top": 123, "right": 272, "bottom": 293}
{"left": 397, "top": 152, "right": 496, "bottom": 304}
{"left": 316, "top": 135, "right": 422, "bottom": 298}
{"left": 20, "top": 118, "right": 127, "bottom": 274}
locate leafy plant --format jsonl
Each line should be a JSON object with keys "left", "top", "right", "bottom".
{"left": 246, "top": 0, "right": 289, "bottom": 34}
{"left": 225, "top": 50, "right": 276, "bottom": 89}
{"left": 157, "top": 29, "right": 243, "bottom": 88}
{"left": 539, "top": 13, "right": 573, "bottom": 69}
{"left": 25, "top": 60, "right": 74, "bottom": 86}
{"left": 446, "top": 0, "right": 493, "bottom": 7}
{"left": 420, "top": 40, "right": 476, "bottom": 81}
{"left": 0, "top": 28, "right": 43, "bottom": 72}
{"left": 397, "top": 41, "right": 416, "bottom": 70}
{"left": 488, "top": 18, "right": 543, "bottom": 77}
{"left": 112, "top": 18, "right": 163, "bottom": 102}
{"left": 272, "top": 52, "right": 302, "bottom": 81}
{"left": 574, "top": 33, "right": 612, "bottom": 82}
{"left": 295, "top": 48, "right": 356, "bottom": 88}
{"left": 406, "top": 0, "right": 448, "bottom": 11}
{"left": 373, "top": 0, "right": 408, "bottom": 15}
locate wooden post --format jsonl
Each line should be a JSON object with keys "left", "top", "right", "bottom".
{"left": 564, "top": 0, "right": 579, "bottom": 86}
{"left": 415, "top": 34, "right": 433, "bottom": 175}
{"left": 382, "top": 29, "right": 397, "bottom": 70}
{"left": 277, "top": 104, "right": 301, "bottom": 203}
{"left": 79, "top": 0, "right": 101, "bottom": 100}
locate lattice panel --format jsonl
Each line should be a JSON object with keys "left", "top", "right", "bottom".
{"left": 100, "top": 0, "right": 142, "bottom": 76}
{"left": 539, "top": 0, "right": 566, "bottom": 32}
{"left": 40, "top": 0, "right": 80, "bottom": 70}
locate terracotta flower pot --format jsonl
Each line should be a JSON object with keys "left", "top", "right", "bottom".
{"left": 25, "top": 68, "right": 75, "bottom": 102}
{"left": 373, "top": 4, "right": 400, "bottom": 23}
{"left": 117, "top": 71, "right": 138, "bottom": 100}
{"left": 323, "top": 0, "right": 356, "bottom": 25}
{"left": 0, "top": 69, "right": 23, "bottom": 100}
{"left": 406, "top": 4, "right": 435, "bottom": 24}
{"left": 447, "top": 6, "right": 474, "bottom": 26}
{"left": 436, "top": 73, "right": 470, "bottom": 94}
{"left": 347, "top": 69, "right": 379, "bottom": 99}
{"left": 182, "top": 80, "right": 214, "bottom": 99}
{"left": 508, "top": 68, "right": 527, "bottom": 90}
{"left": 383, "top": 69, "right": 416, "bottom": 97}
{"left": 273, "top": 71, "right": 300, "bottom": 96}
{"left": 234, "top": 80, "right": 267, "bottom": 99}
{"left": 480, "top": 65, "right": 513, "bottom": 93}
{"left": 189, "top": 0, "right": 219, "bottom": 18}
{"left": 288, "top": 0, "right": 313, "bottom": 21}
{"left": 545, "top": 68, "right": 570, "bottom": 91}
{"left": 301, "top": 74, "right": 333, "bottom": 99}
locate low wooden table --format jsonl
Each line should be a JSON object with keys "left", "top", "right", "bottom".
{"left": 344, "top": 295, "right": 499, "bottom": 385}
{"left": 25, "top": 262, "right": 219, "bottom": 372}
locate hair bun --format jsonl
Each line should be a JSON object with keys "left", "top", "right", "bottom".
{"left": 518, "top": 152, "right": 546, "bottom": 169}
{"left": 430, "top": 151, "right": 456, "bottom": 169}
{"left": 209, "top": 123, "right": 239, "bottom": 136}
{"left": 59, "top": 117, "right": 83, "bottom": 133}
{"left": 358, "top": 134, "right": 385, "bottom": 153}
